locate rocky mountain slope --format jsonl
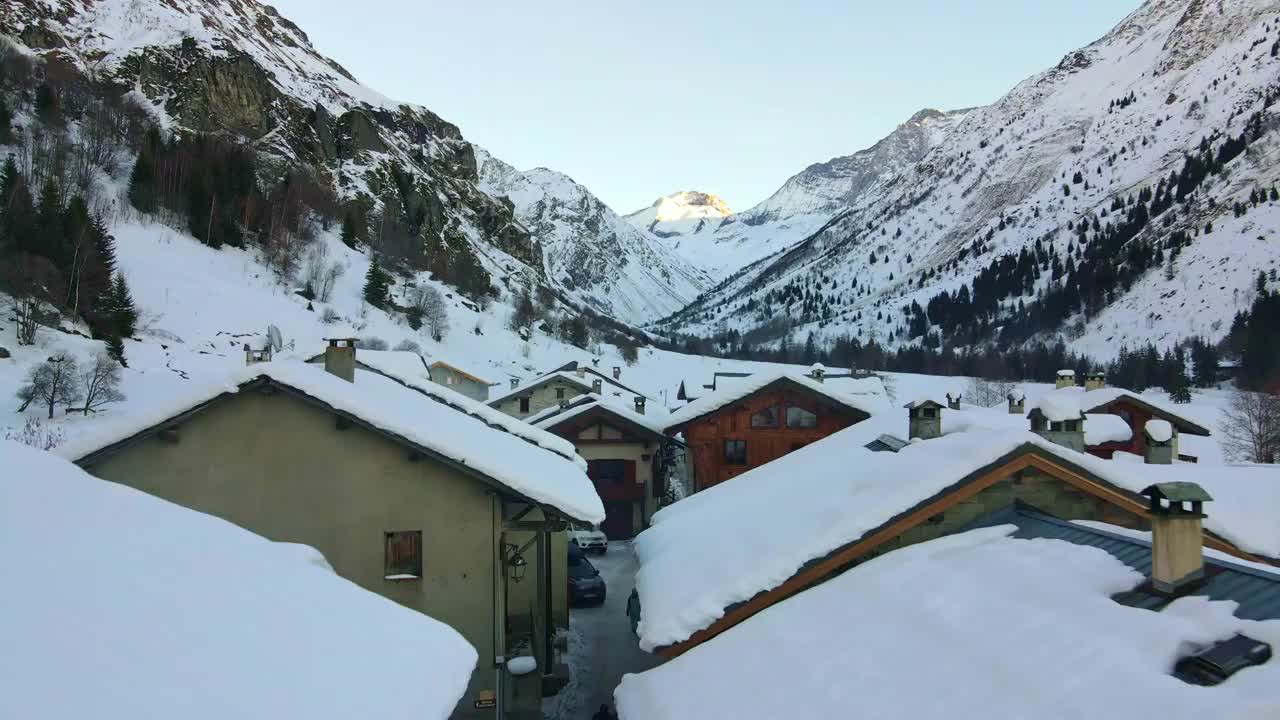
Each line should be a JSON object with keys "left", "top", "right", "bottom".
{"left": 657, "top": 0, "right": 1280, "bottom": 359}
{"left": 0, "top": 0, "right": 704, "bottom": 324}
{"left": 476, "top": 151, "right": 710, "bottom": 323}
{"left": 636, "top": 109, "right": 970, "bottom": 280}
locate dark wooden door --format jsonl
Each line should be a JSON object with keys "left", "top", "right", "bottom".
{"left": 602, "top": 500, "right": 635, "bottom": 540}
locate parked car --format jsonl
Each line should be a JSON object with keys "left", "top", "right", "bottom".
{"left": 568, "top": 523, "right": 609, "bottom": 554}
{"left": 568, "top": 545, "right": 606, "bottom": 606}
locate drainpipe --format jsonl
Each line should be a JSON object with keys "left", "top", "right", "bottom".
{"left": 492, "top": 494, "right": 504, "bottom": 720}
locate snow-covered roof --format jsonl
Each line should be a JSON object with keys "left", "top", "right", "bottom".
{"left": 1068, "top": 387, "right": 1212, "bottom": 435}
{"left": 632, "top": 415, "right": 1280, "bottom": 650}
{"left": 1085, "top": 413, "right": 1133, "bottom": 446}
{"left": 58, "top": 361, "right": 604, "bottom": 523}
{"left": 488, "top": 370, "right": 596, "bottom": 406}
{"left": 351, "top": 349, "right": 430, "bottom": 378}
{"left": 663, "top": 373, "right": 880, "bottom": 431}
{"left": 1147, "top": 418, "right": 1175, "bottom": 443}
{"left": 427, "top": 358, "right": 495, "bottom": 385}
{"left": 1057, "top": 369, "right": 1077, "bottom": 377}
{"left": 1, "top": 441, "right": 477, "bottom": 720}
{"left": 530, "top": 393, "right": 669, "bottom": 437}
{"left": 820, "top": 375, "right": 891, "bottom": 413}
{"left": 1029, "top": 389, "right": 1085, "bottom": 422}
{"left": 617, "top": 527, "right": 1280, "bottom": 720}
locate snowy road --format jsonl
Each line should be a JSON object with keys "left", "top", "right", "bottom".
{"left": 545, "top": 541, "right": 660, "bottom": 719}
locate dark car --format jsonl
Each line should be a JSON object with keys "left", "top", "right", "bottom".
{"left": 568, "top": 545, "right": 606, "bottom": 606}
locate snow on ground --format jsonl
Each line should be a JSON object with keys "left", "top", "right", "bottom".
{"left": 0, "top": 440, "right": 476, "bottom": 720}
{"left": 615, "top": 527, "right": 1280, "bottom": 720}
{"left": 631, "top": 407, "right": 1280, "bottom": 651}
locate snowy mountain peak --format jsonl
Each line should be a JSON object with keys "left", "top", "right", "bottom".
{"left": 643, "top": 191, "right": 734, "bottom": 222}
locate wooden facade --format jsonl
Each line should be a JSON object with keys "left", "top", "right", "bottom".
{"left": 1085, "top": 397, "right": 1209, "bottom": 461}
{"left": 541, "top": 406, "right": 664, "bottom": 540}
{"left": 675, "top": 382, "right": 869, "bottom": 492}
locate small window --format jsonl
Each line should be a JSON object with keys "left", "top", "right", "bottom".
{"left": 1050, "top": 421, "right": 1064, "bottom": 432}
{"left": 555, "top": 387, "right": 566, "bottom": 399}
{"left": 1064, "top": 420, "right": 1080, "bottom": 432}
{"left": 589, "top": 459, "right": 627, "bottom": 484}
{"left": 385, "top": 531, "right": 422, "bottom": 580}
{"left": 446, "top": 376, "right": 457, "bottom": 385}
{"left": 921, "top": 407, "right": 936, "bottom": 418}
{"left": 724, "top": 440, "right": 748, "bottom": 465}
{"left": 928, "top": 513, "right": 946, "bottom": 525}
{"left": 786, "top": 405, "right": 818, "bottom": 429}
{"left": 519, "top": 397, "right": 530, "bottom": 413}
{"left": 750, "top": 406, "right": 780, "bottom": 428}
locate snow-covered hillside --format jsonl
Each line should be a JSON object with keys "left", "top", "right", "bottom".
{"left": 658, "top": 0, "right": 1280, "bottom": 358}
{"left": 476, "top": 150, "right": 710, "bottom": 324}
{"left": 0, "top": 0, "right": 706, "bottom": 324}
{"left": 636, "top": 109, "right": 969, "bottom": 280}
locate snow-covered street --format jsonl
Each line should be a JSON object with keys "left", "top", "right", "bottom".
{"left": 546, "top": 542, "right": 660, "bottom": 719}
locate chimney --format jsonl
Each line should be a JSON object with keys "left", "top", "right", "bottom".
{"left": 591, "top": 378, "right": 603, "bottom": 394}
{"left": 1085, "top": 372, "right": 1106, "bottom": 391}
{"left": 1144, "top": 419, "right": 1178, "bottom": 465}
{"left": 509, "top": 377, "right": 520, "bottom": 390}
{"left": 1055, "top": 369, "right": 1077, "bottom": 389}
{"left": 1141, "top": 482, "right": 1212, "bottom": 595}
{"left": 946, "top": 392, "right": 962, "bottom": 411}
{"left": 634, "top": 396, "right": 646, "bottom": 415}
{"left": 1028, "top": 408, "right": 1087, "bottom": 452}
{"left": 612, "top": 366, "right": 621, "bottom": 380}
{"left": 323, "top": 338, "right": 356, "bottom": 383}
{"left": 244, "top": 343, "right": 271, "bottom": 365}
{"left": 576, "top": 366, "right": 586, "bottom": 379}
{"left": 905, "top": 400, "right": 943, "bottom": 441}
{"left": 559, "top": 399, "right": 570, "bottom": 409}
{"left": 1007, "top": 391, "right": 1025, "bottom": 415}
{"left": 808, "top": 363, "right": 826, "bottom": 383}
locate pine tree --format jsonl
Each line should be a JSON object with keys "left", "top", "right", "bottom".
{"left": 363, "top": 256, "right": 389, "bottom": 307}
{"left": 128, "top": 152, "right": 158, "bottom": 214}
{"left": 341, "top": 213, "right": 358, "bottom": 249}
{"left": 109, "top": 274, "right": 138, "bottom": 338}
{"left": 0, "top": 95, "right": 11, "bottom": 145}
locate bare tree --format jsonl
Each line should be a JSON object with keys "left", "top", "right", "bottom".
{"left": 966, "top": 377, "right": 1017, "bottom": 408}
{"left": 17, "top": 354, "right": 83, "bottom": 419}
{"left": 410, "top": 285, "right": 450, "bottom": 341}
{"left": 79, "top": 351, "right": 125, "bottom": 415}
{"left": 301, "top": 244, "right": 343, "bottom": 302}
{"left": 1221, "top": 389, "right": 1280, "bottom": 464}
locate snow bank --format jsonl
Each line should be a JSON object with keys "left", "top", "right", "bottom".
{"left": 1032, "top": 390, "right": 1084, "bottom": 422}
{"left": 1147, "top": 418, "right": 1175, "bottom": 443}
{"left": 664, "top": 372, "right": 881, "bottom": 430}
{"left": 1085, "top": 413, "right": 1134, "bottom": 445}
{"left": 616, "top": 528, "right": 1280, "bottom": 720}
{"left": 0, "top": 441, "right": 477, "bottom": 720}
{"left": 56, "top": 361, "right": 604, "bottom": 523}
{"left": 633, "top": 418, "right": 1280, "bottom": 649}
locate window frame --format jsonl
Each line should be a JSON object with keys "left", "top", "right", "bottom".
{"left": 724, "top": 439, "right": 748, "bottom": 466}
{"left": 519, "top": 397, "right": 530, "bottom": 413}
{"left": 785, "top": 404, "right": 819, "bottom": 429}
{"left": 750, "top": 405, "right": 780, "bottom": 428}
{"left": 384, "top": 530, "right": 423, "bottom": 581}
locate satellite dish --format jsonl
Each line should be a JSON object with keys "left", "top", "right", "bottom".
{"left": 267, "top": 325, "right": 284, "bottom": 352}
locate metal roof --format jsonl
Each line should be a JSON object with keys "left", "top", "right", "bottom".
{"left": 966, "top": 503, "right": 1280, "bottom": 622}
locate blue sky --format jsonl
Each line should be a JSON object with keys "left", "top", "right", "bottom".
{"left": 269, "top": 1, "right": 1141, "bottom": 214}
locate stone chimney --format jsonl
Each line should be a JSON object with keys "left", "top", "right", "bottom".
{"left": 1007, "top": 391, "right": 1025, "bottom": 415}
{"left": 905, "top": 400, "right": 944, "bottom": 441}
{"left": 612, "top": 366, "right": 622, "bottom": 380}
{"left": 1028, "top": 407, "right": 1087, "bottom": 452}
{"left": 509, "top": 377, "right": 520, "bottom": 390}
{"left": 559, "top": 399, "right": 570, "bottom": 409}
{"left": 634, "top": 396, "right": 646, "bottom": 415}
{"left": 1144, "top": 419, "right": 1178, "bottom": 465}
{"left": 808, "top": 363, "right": 826, "bottom": 383}
{"left": 1141, "top": 482, "right": 1212, "bottom": 595}
{"left": 1085, "top": 372, "right": 1106, "bottom": 391}
{"left": 946, "top": 392, "right": 962, "bottom": 410}
{"left": 1055, "top": 369, "right": 1077, "bottom": 389}
{"left": 591, "top": 378, "right": 603, "bottom": 394}
{"left": 576, "top": 366, "right": 587, "bottom": 379}
{"left": 323, "top": 338, "right": 356, "bottom": 383}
